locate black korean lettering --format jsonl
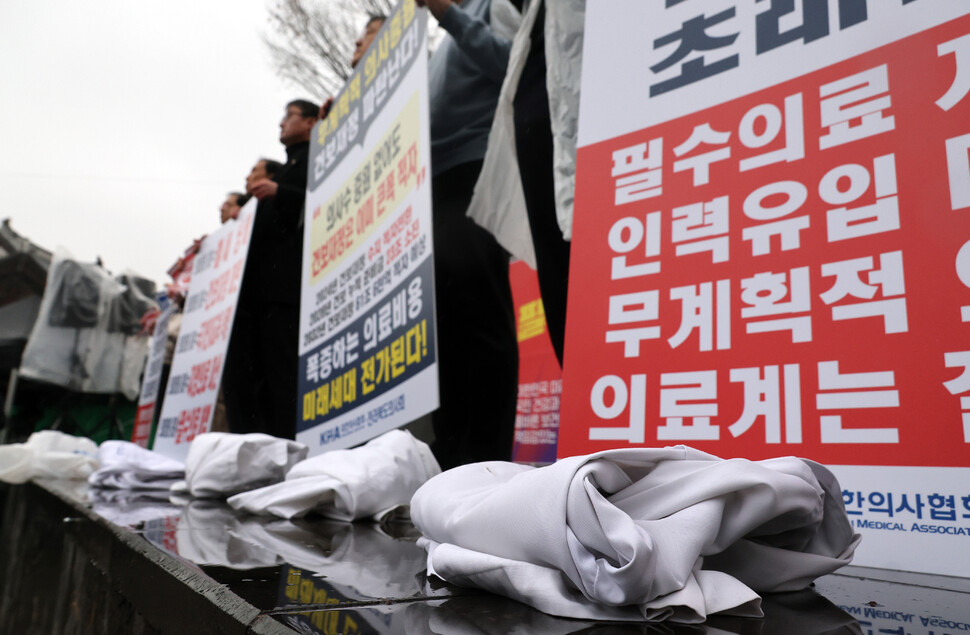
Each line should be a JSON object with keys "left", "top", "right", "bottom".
{"left": 651, "top": 9, "right": 739, "bottom": 97}
{"left": 354, "top": 163, "right": 371, "bottom": 204}
{"left": 755, "top": 0, "right": 867, "bottom": 55}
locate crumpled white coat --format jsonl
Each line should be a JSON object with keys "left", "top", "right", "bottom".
{"left": 466, "top": 0, "right": 584, "bottom": 262}
{"left": 410, "top": 446, "right": 860, "bottom": 623}
{"left": 227, "top": 429, "right": 440, "bottom": 522}
{"left": 170, "top": 432, "right": 308, "bottom": 498}
{"left": 466, "top": 0, "right": 535, "bottom": 267}
{"left": 0, "top": 430, "right": 99, "bottom": 484}
{"left": 88, "top": 440, "right": 184, "bottom": 490}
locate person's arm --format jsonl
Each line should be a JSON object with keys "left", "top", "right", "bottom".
{"left": 250, "top": 179, "right": 306, "bottom": 218}
{"left": 249, "top": 179, "right": 278, "bottom": 200}
{"left": 253, "top": 160, "right": 309, "bottom": 230}
{"left": 418, "top": 0, "right": 512, "bottom": 83}
{"left": 273, "top": 182, "right": 307, "bottom": 220}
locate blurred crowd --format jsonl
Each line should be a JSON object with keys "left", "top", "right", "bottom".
{"left": 152, "top": 0, "right": 577, "bottom": 471}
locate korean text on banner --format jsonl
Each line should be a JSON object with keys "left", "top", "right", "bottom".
{"left": 131, "top": 304, "right": 174, "bottom": 448}
{"left": 151, "top": 201, "right": 256, "bottom": 461}
{"left": 564, "top": 1, "right": 970, "bottom": 576}
{"left": 298, "top": 1, "right": 437, "bottom": 455}
{"left": 510, "top": 261, "right": 561, "bottom": 464}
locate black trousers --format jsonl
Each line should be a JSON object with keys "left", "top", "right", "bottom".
{"left": 513, "top": 5, "right": 572, "bottom": 367}
{"left": 222, "top": 300, "right": 299, "bottom": 440}
{"left": 430, "top": 161, "right": 519, "bottom": 470}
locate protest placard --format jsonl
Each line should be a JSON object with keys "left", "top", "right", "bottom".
{"left": 297, "top": 2, "right": 436, "bottom": 454}
{"left": 563, "top": 1, "right": 970, "bottom": 576}
{"left": 131, "top": 303, "right": 173, "bottom": 447}
{"left": 152, "top": 201, "right": 255, "bottom": 460}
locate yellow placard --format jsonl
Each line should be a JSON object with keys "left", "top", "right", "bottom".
{"left": 309, "top": 92, "right": 421, "bottom": 286}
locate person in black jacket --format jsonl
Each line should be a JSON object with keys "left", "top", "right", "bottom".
{"left": 223, "top": 99, "right": 319, "bottom": 439}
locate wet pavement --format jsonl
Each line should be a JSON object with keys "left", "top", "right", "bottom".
{"left": 10, "top": 478, "right": 970, "bottom": 634}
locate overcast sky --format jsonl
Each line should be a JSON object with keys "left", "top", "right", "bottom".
{"left": 0, "top": 0, "right": 321, "bottom": 286}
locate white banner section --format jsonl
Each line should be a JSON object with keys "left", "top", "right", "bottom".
{"left": 830, "top": 465, "right": 970, "bottom": 577}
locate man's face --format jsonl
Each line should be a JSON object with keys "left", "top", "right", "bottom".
{"left": 246, "top": 160, "right": 269, "bottom": 194}
{"left": 352, "top": 19, "right": 384, "bottom": 69}
{"left": 220, "top": 194, "right": 241, "bottom": 224}
{"left": 279, "top": 105, "right": 315, "bottom": 146}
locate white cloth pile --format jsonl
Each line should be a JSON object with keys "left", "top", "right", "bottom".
{"left": 0, "top": 430, "right": 99, "bottom": 484}
{"left": 170, "top": 432, "right": 308, "bottom": 498}
{"left": 410, "top": 446, "right": 860, "bottom": 623}
{"left": 228, "top": 429, "right": 440, "bottom": 522}
{"left": 88, "top": 440, "right": 184, "bottom": 490}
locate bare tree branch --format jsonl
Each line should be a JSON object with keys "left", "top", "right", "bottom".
{"left": 263, "top": 0, "right": 396, "bottom": 102}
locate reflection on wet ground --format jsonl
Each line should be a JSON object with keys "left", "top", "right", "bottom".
{"left": 73, "top": 483, "right": 970, "bottom": 635}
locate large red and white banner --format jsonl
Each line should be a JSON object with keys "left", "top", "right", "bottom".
{"left": 563, "top": 1, "right": 970, "bottom": 576}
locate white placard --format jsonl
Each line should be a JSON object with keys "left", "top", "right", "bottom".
{"left": 152, "top": 200, "right": 256, "bottom": 461}
{"left": 296, "top": 1, "right": 438, "bottom": 455}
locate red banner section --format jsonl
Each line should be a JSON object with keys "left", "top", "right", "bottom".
{"left": 510, "top": 261, "right": 561, "bottom": 464}
{"left": 131, "top": 402, "right": 155, "bottom": 448}
{"left": 561, "top": 18, "right": 970, "bottom": 467}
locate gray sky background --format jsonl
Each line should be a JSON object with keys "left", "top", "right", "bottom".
{"left": 0, "top": 0, "right": 317, "bottom": 286}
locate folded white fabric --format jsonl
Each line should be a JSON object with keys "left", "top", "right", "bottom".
{"left": 227, "top": 429, "right": 440, "bottom": 521}
{"left": 88, "top": 440, "right": 184, "bottom": 490}
{"left": 0, "top": 430, "right": 99, "bottom": 484}
{"left": 410, "top": 445, "right": 860, "bottom": 624}
{"left": 171, "top": 432, "right": 308, "bottom": 498}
